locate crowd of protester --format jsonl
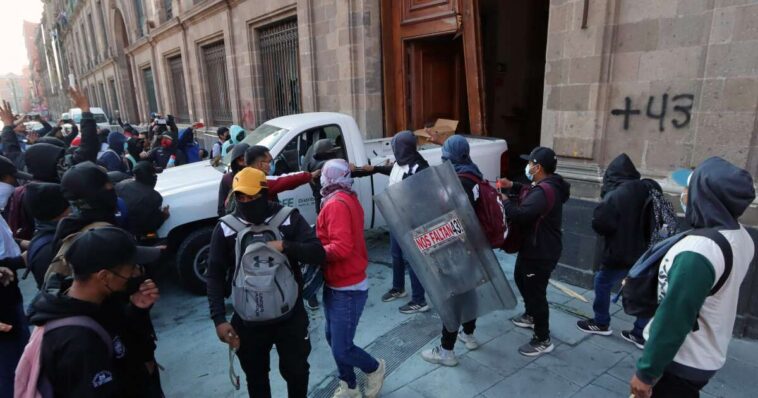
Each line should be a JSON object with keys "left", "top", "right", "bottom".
{"left": 0, "top": 85, "right": 755, "bottom": 398}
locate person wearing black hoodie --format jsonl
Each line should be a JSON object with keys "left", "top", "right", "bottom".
{"left": 25, "top": 227, "right": 160, "bottom": 398}
{"left": 50, "top": 161, "right": 165, "bottom": 397}
{"left": 499, "top": 146, "right": 571, "bottom": 357}
{"left": 147, "top": 134, "right": 186, "bottom": 170}
{"left": 217, "top": 142, "right": 250, "bottom": 216}
{"left": 24, "top": 182, "right": 70, "bottom": 288}
{"left": 116, "top": 161, "right": 169, "bottom": 237}
{"left": 380, "top": 131, "right": 430, "bottom": 315}
{"left": 577, "top": 153, "right": 651, "bottom": 346}
{"left": 98, "top": 131, "right": 129, "bottom": 173}
{"left": 4, "top": 143, "right": 65, "bottom": 241}
{"left": 206, "top": 168, "right": 326, "bottom": 398}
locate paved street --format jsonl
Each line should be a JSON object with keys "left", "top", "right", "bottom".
{"left": 19, "top": 232, "right": 758, "bottom": 397}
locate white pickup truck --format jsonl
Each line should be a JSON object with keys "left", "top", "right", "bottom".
{"left": 155, "top": 112, "right": 507, "bottom": 293}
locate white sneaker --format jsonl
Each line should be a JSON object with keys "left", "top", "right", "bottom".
{"left": 458, "top": 331, "right": 480, "bottom": 350}
{"left": 421, "top": 346, "right": 459, "bottom": 367}
{"left": 332, "top": 381, "right": 362, "bottom": 398}
{"left": 365, "top": 359, "right": 385, "bottom": 398}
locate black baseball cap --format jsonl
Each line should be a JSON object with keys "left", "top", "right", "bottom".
{"left": 520, "top": 147, "right": 558, "bottom": 173}
{"left": 65, "top": 227, "right": 161, "bottom": 276}
{"left": 0, "top": 155, "right": 32, "bottom": 181}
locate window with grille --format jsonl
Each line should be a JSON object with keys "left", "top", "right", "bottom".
{"left": 258, "top": 19, "right": 301, "bottom": 120}
{"left": 98, "top": 82, "right": 109, "bottom": 118}
{"left": 202, "top": 41, "right": 232, "bottom": 126}
{"left": 108, "top": 79, "right": 119, "bottom": 116}
{"left": 164, "top": 0, "right": 173, "bottom": 20}
{"left": 168, "top": 55, "right": 189, "bottom": 122}
{"left": 134, "top": 0, "right": 144, "bottom": 37}
{"left": 142, "top": 67, "right": 158, "bottom": 116}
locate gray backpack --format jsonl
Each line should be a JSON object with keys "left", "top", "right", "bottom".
{"left": 220, "top": 207, "right": 298, "bottom": 323}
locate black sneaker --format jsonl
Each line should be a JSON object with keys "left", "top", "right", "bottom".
{"left": 518, "top": 335, "right": 554, "bottom": 357}
{"left": 511, "top": 313, "right": 535, "bottom": 329}
{"left": 577, "top": 319, "right": 612, "bottom": 336}
{"left": 305, "top": 296, "right": 319, "bottom": 310}
{"left": 381, "top": 288, "right": 407, "bottom": 302}
{"left": 399, "top": 301, "right": 430, "bottom": 314}
{"left": 621, "top": 330, "right": 645, "bottom": 350}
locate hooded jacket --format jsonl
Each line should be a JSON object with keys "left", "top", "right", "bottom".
{"left": 388, "top": 131, "right": 429, "bottom": 186}
{"left": 116, "top": 177, "right": 165, "bottom": 236}
{"left": 637, "top": 157, "right": 756, "bottom": 385}
{"left": 6, "top": 143, "right": 67, "bottom": 240}
{"left": 178, "top": 128, "right": 201, "bottom": 163}
{"left": 217, "top": 143, "right": 250, "bottom": 216}
{"left": 147, "top": 136, "right": 186, "bottom": 170}
{"left": 28, "top": 291, "right": 153, "bottom": 398}
{"left": 592, "top": 154, "right": 652, "bottom": 269}
{"left": 221, "top": 125, "right": 245, "bottom": 157}
{"left": 504, "top": 174, "right": 571, "bottom": 263}
{"left": 97, "top": 132, "right": 128, "bottom": 173}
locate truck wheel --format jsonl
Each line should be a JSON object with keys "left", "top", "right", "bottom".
{"left": 176, "top": 226, "right": 214, "bottom": 295}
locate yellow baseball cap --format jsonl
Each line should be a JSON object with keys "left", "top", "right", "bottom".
{"left": 232, "top": 167, "right": 268, "bottom": 196}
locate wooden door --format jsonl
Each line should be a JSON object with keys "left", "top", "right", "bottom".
{"left": 381, "top": 0, "right": 484, "bottom": 136}
{"left": 407, "top": 37, "right": 469, "bottom": 132}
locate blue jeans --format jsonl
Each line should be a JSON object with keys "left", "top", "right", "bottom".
{"left": 0, "top": 303, "right": 30, "bottom": 398}
{"left": 390, "top": 234, "right": 425, "bottom": 304}
{"left": 323, "top": 288, "right": 379, "bottom": 389}
{"left": 593, "top": 268, "right": 648, "bottom": 337}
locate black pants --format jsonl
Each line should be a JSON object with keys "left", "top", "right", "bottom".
{"left": 652, "top": 371, "right": 709, "bottom": 398}
{"left": 232, "top": 306, "right": 311, "bottom": 398}
{"left": 441, "top": 320, "right": 476, "bottom": 350}
{"left": 514, "top": 256, "right": 555, "bottom": 341}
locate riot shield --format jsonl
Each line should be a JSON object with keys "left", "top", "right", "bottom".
{"left": 374, "top": 162, "right": 517, "bottom": 331}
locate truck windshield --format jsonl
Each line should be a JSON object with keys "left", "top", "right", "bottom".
{"left": 222, "top": 123, "right": 289, "bottom": 166}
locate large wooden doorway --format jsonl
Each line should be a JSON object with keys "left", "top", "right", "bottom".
{"left": 381, "top": 0, "right": 484, "bottom": 136}
{"left": 407, "top": 36, "right": 469, "bottom": 133}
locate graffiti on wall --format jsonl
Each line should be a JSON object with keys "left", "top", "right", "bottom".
{"left": 611, "top": 94, "right": 694, "bottom": 132}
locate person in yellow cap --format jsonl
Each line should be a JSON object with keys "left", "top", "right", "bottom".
{"left": 205, "top": 167, "right": 326, "bottom": 398}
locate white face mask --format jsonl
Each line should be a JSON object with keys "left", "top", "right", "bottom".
{"left": 525, "top": 164, "right": 534, "bottom": 182}
{"left": 0, "top": 182, "right": 15, "bottom": 210}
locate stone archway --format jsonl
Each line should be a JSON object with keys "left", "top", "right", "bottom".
{"left": 112, "top": 6, "right": 139, "bottom": 122}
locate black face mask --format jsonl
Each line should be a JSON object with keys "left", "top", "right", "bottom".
{"left": 124, "top": 275, "right": 146, "bottom": 296}
{"left": 236, "top": 195, "right": 269, "bottom": 224}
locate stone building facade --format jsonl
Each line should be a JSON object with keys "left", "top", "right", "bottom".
{"left": 36, "top": 0, "right": 382, "bottom": 142}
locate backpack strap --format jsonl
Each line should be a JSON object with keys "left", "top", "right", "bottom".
{"left": 688, "top": 229, "right": 734, "bottom": 296}
{"left": 267, "top": 207, "right": 295, "bottom": 229}
{"left": 458, "top": 173, "right": 482, "bottom": 184}
{"left": 536, "top": 182, "right": 556, "bottom": 215}
{"left": 44, "top": 315, "right": 113, "bottom": 357}
{"left": 220, "top": 214, "right": 248, "bottom": 233}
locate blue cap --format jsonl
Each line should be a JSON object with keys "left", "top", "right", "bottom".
{"left": 672, "top": 168, "right": 693, "bottom": 187}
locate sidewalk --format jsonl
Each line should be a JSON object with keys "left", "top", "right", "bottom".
{"left": 26, "top": 233, "right": 751, "bottom": 397}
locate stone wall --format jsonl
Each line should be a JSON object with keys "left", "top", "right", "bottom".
{"left": 543, "top": 0, "right": 758, "bottom": 338}
{"left": 543, "top": 0, "right": 758, "bottom": 178}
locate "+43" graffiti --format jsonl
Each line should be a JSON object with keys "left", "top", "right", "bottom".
{"left": 611, "top": 93, "right": 694, "bottom": 132}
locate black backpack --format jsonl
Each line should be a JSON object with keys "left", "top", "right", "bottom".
{"left": 641, "top": 179, "right": 678, "bottom": 247}
{"left": 618, "top": 228, "right": 733, "bottom": 320}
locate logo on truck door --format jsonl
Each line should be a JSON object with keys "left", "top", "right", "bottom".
{"left": 413, "top": 216, "right": 465, "bottom": 254}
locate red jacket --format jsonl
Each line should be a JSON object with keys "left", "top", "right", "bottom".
{"left": 266, "top": 172, "right": 312, "bottom": 200}
{"left": 316, "top": 191, "right": 368, "bottom": 288}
